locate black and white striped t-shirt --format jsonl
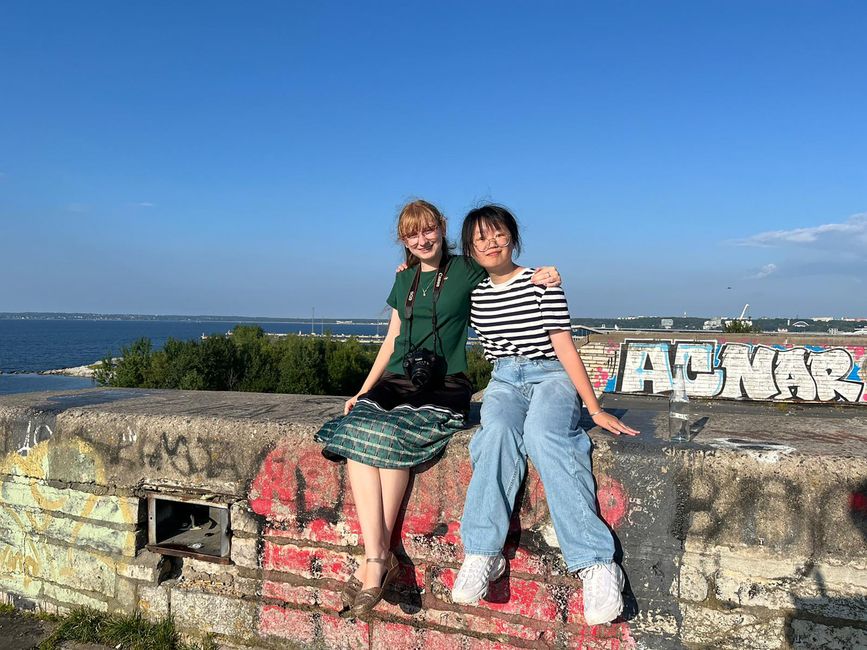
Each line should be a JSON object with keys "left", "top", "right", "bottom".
{"left": 470, "top": 267, "right": 572, "bottom": 361}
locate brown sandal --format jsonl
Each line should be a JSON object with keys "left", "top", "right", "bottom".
{"left": 349, "top": 553, "right": 399, "bottom": 617}
{"left": 340, "top": 574, "right": 362, "bottom": 609}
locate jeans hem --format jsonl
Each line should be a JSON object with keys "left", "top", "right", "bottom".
{"left": 566, "top": 557, "right": 614, "bottom": 572}
{"left": 461, "top": 548, "right": 503, "bottom": 557}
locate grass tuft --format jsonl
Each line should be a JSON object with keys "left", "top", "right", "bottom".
{"left": 37, "top": 607, "right": 215, "bottom": 650}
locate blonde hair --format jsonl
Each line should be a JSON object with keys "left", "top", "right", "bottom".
{"left": 396, "top": 199, "right": 453, "bottom": 267}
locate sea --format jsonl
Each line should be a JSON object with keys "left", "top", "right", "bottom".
{"left": 0, "top": 319, "right": 386, "bottom": 396}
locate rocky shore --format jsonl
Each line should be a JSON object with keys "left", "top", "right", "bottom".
{"left": 40, "top": 359, "right": 111, "bottom": 378}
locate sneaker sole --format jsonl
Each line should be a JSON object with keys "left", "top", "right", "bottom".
{"left": 451, "top": 555, "right": 507, "bottom": 605}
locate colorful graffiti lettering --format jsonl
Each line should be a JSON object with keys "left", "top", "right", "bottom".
{"left": 614, "top": 340, "right": 866, "bottom": 402}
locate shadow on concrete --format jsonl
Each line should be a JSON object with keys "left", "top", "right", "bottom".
{"left": 387, "top": 472, "right": 425, "bottom": 614}
{"left": 688, "top": 416, "right": 710, "bottom": 438}
{"left": 41, "top": 388, "right": 153, "bottom": 410}
{"left": 784, "top": 479, "right": 867, "bottom": 648}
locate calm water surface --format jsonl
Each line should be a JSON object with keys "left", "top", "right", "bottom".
{"left": 0, "top": 319, "right": 383, "bottom": 395}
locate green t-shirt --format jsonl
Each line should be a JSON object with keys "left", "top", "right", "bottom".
{"left": 386, "top": 257, "right": 487, "bottom": 376}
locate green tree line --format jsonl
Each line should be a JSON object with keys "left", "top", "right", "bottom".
{"left": 94, "top": 326, "right": 493, "bottom": 395}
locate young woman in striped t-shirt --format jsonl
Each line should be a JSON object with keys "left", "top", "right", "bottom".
{"left": 452, "top": 205, "right": 639, "bottom": 626}
{"left": 314, "top": 200, "right": 562, "bottom": 617}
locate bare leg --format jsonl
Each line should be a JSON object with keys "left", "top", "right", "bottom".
{"left": 380, "top": 468, "right": 411, "bottom": 545}
{"left": 347, "top": 459, "right": 389, "bottom": 589}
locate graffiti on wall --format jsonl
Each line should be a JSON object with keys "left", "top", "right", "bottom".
{"left": 614, "top": 340, "right": 866, "bottom": 402}
{"left": 0, "top": 434, "right": 134, "bottom": 599}
{"left": 247, "top": 440, "right": 636, "bottom": 645}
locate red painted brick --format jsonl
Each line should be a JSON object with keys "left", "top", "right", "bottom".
{"left": 517, "top": 471, "right": 551, "bottom": 528}
{"left": 318, "top": 609, "right": 372, "bottom": 649}
{"left": 400, "top": 532, "right": 463, "bottom": 564}
{"left": 565, "top": 586, "right": 585, "bottom": 625}
{"left": 596, "top": 476, "right": 629, "bottom": 530}
{"left": 399, "top": 457, "right": 477, "bottom": 535}
{"left": 261, "top": 580, "right": 344, "bottom": 611}
{"left": 370, "top": 620, "right": 524, "bottom": 650}
{"left": 398, "top": 500, "right": 444, "bottom": 536}
{"left": 259, "top": 605, "right": 368, "bottom": 648}
{"left": 264, "top": 517, "right": 360, "bottom": 546}
{"left": 503, "top": 539, "right": 549, "bottom": 577}
{"left": 376, "top": 598, "right": 545, "bottom": 643}
{"left": 262, "top": 542, "right": 355, "bottom": 580}
{"left": 250, "top": 443, "right": 347, "bottom": 524}
{"left": 432, "top": 568, "right": 560, "bottom": 621}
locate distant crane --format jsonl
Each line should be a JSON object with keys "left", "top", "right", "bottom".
{"left": 723, "top": 303, "right": 753, "bottom": 329}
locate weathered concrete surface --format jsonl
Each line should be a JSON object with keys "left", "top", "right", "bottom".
{"left": 0, "top": 387, "right": 865, "bottom": 649}
{"left": 0, "top": 389, "right": 339, "bottom": 494}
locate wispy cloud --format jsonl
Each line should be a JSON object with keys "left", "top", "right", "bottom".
{"left": 133, "top": 201, "right": 155, "bottom": 208}
{"left": 749, "top": 263, "right": 777, "bottom": 279}
{"left": 732, "top": 213, "right": 867, "bottom": 247}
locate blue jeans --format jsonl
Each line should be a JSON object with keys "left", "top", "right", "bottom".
{"left": 460, "top": 357, "right": 614, "bottom": 571}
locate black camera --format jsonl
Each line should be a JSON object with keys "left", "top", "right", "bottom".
{"left": 402, "top": 348, "right": 444, "bottom": 388}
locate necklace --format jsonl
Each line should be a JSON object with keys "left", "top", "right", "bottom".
{"left": 420, "top": 275, "right": 436, "bottom": 297}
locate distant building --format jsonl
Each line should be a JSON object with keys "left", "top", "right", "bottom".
{"left": 661, "top": 318, "right": 674, "bottom": 329}
{"left": 703, "top": 317, "right": 723, "bottom": 330}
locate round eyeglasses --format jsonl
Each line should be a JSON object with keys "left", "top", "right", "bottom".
{"left": 403, "top": 226, "right": 439, "bottom": 246}
{"left": 473, "top": 233, "right": 511, "bottom": 251}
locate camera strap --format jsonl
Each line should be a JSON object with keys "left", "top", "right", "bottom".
{"left": 404, "top": 254, "right": 450, "bottom": 356}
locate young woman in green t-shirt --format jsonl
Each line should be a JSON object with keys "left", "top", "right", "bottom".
{"left": 314, "top": 199, "right": 559, "bottom": 616}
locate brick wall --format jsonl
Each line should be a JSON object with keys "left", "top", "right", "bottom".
{"left": 1, "top": 389, "right": 865, "bottom": 649}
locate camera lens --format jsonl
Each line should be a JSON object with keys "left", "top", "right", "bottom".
{"left": 411, "top": 365, "right": 430, "bottom": 387}
{"left": 404, "top": 348, "right": 440, "bottom": 388}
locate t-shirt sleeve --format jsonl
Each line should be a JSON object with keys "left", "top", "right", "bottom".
{"left": 539, "top": 286, "right": 572, "bottom": 331}
{"left": 463, "top": 257, "right": 487, "bottom": 286}
{"left": 386, "top": 275, "right": 402, "bottom": 309}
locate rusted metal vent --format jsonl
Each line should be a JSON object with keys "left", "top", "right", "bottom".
{"left": 146, "top": 493, "right": 231, "bottom": 564}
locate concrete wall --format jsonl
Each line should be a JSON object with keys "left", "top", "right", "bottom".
{"left": 577, "top": 332, "right": 867, "bottom": 404}
{"left": 1, "top": 388, "right": 865, "bottom": 649}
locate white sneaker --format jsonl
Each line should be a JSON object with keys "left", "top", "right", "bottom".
{"left": 451, "top": 553, "right": 507, "bottom": 604}
{"left": 578, "top": 562, "right": 626, "bottom": 625}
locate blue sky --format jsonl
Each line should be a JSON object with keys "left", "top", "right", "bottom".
{"left": 1, "top": 1, "right": 865, "bottom": 318}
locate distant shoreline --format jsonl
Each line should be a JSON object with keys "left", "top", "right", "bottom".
{"left": 2, "top": 313, "right": 866, "bottom": 334}
{"left": 40, "top": 362, "right": 102, "bottom": 378}
{"left": 0, "top": 313, "right": 389, "bottom": 324}
{"left": 0, "top": 363, "right": 100, "bottom": 378}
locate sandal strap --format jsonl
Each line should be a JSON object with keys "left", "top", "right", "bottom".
{"left": 365, "top": 557, "right": 388, "bottom": 564}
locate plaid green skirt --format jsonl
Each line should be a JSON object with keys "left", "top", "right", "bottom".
{"left": 315, "top": 372, "right": 473, "bottom": 469}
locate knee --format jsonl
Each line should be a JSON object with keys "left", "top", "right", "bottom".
{"left": 522, "top": 423, "right": 555, "bottom": 457}
{"left": 470, "top": 421, "right": 522, "bottom": 459}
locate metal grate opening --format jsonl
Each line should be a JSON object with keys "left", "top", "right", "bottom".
{"left": 146, "top": 493, "right": 231, "bottom": 564}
